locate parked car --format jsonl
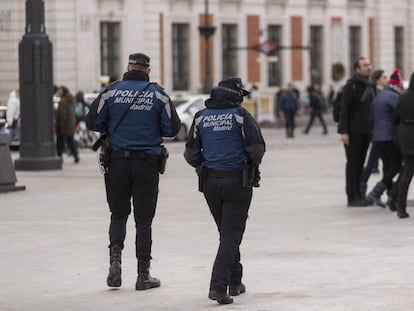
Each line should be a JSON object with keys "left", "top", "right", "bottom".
{"left": 172, "top": 94, "right": 208, "bottom": 141}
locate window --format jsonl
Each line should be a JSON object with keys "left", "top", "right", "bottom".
{"left": 222, "top": 24, "right": 238, "bottom": 77}
{"left": 349, "top": 26, "right": 361, "bottom": 75}
{"left": 310, "top": 25, "right": 323, "bottom": 86}
{"left": 267, "top": 25, "right": 282, "bottom": 87}
{"left": 100, "top": 22, "right": 121, "bottom": 80}
{"left": 394, "top": 27, "right": 404, "bottom": 70}
{"left": 172, "top": 23, "right": 190, "bottom": 91}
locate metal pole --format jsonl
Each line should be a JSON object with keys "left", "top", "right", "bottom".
{"left": 203, "top": 0, "right": 212, "bottom": 94}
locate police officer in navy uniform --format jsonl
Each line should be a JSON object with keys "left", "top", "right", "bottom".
{"left": 86, "top": 53, "right": 180, "bottom": 290}
{"left": 184, "top": 77, "right": 265, "bottom": 304}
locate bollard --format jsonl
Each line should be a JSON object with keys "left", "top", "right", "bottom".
{"left": 0, "top": 133, "right": 25, "bottom": 193}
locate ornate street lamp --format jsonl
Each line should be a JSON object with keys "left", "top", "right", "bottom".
{"left": 15, "top": 0, "right": 62, "bottom": 170}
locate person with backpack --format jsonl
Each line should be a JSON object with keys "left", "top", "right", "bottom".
{"left": 338, "top": 57, "right": 376, "bottom": 207}
{"left": 278, "top": 82, "right": 300, "bottom": 138}
{"left": 302, "top": 85, "right": 328, "bottom": 135}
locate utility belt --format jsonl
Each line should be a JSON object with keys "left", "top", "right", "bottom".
{"left": 197, "top": 167, "right": 251, "bottom": 192}
{"left": 111, "top": 149, "right": 157, "bottom": 160}
{"left": 205, "top": 169, "right": 243, "bottom": 178}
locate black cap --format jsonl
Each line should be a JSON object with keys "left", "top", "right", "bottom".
{"left": 128, "top": 53, "right": 150, "bottom": 67}
{"left": 218, "top": 77, "right": 250, "bottom": 96}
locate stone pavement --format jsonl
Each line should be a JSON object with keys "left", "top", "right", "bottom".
{"left": 1, "top": 126, "right": 414, "bottom": 311}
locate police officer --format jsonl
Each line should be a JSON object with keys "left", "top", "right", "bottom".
{"left": 184, "top": 77, "right": 265, "bottom": 304}
{"left": 86, "top": 53, "right": 180, "bottom": 290}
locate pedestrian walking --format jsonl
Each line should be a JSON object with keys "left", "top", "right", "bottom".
{"left": 278, "top": 82, "right": 299, "bottom": 138}
{"left": 56, "top": 85, "right": 80, "bottom": 163}
{"left": 86, "top": 53, "right": 181, "bottom": 289}
{"left": 6, "top": 87, "right": 20, "bottom": 144}
{"left": 365, "top": 69, "right": 403, "bottom": 209}
{"left": 360, "top": 69, "right": 388, "bottom": 196}
{"left": 184, "top": 77, "right": 265, "bottom": 305}
{"left": 395, "top": 72, "right": 414, "bottom": 218}
{"left": 302, "top": 85, "right": 328, "bottom": 135}
{"left": 338, "top": 57, "right": 375, "bottom": 207}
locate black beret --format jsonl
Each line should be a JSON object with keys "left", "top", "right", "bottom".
{"left": 128, "top": 53, "right": 150, "bottom": 67}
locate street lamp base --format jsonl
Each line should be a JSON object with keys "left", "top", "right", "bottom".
{"left": 14, "top": 157, "right": 62, "bottom": 171}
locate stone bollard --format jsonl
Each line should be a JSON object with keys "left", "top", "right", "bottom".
{"left": 0, "top": 133, "right": 25, "bottom": 193}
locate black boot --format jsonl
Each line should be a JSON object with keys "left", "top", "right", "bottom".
{"left": 229, "top": 283, "right": 246, "bottom": 296}
{"left": 208, "top": 290, "right": 233, "bottom": 304}
{"left": 387, "top": 184, "right": 399, "bottom": 211}
{"left": 366, "top": 182, "right": 386, "bottom": 207}
{"left": 107, "top": 245, "right": 122, "bottom": 287}
{"left": 360, "top": 182, "right": 367, "bottom": 198}
{"left": 135, "top": 260, "right": 161, "bottom": 290}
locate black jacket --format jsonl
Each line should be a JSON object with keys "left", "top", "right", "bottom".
{"left": 338, "top": 73, "right": 375, "bottom": 135}
{"left": 395, "top": 73, "right": 414, "bottom": 155}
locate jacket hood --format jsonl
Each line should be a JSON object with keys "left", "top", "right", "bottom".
{"left": 205, "top": 86, "right": 242, "bottom": 109}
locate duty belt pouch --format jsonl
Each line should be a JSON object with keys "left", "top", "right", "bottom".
{"left": 197, "top": 166, "right": 208, "bottom": 192}
{"left": 157, "top": 145, "right": 169, "bottom": 174}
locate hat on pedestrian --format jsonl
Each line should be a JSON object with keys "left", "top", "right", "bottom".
{"left": 128, "top": 53, "right": 150, "bottom": 67}
{"left": 388, "top": 68, "right": 403, "bottom": 89}
{"left": 218, "top": 77, "right": 250, "bottom": 96}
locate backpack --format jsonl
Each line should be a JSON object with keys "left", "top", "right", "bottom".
{"left": 332, "top": 91, "right": 342, "bottom": 122}
{"left": 332, "top": 80, "right": 355, "bottom": 122}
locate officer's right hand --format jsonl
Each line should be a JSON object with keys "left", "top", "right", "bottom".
{"left": 341, "top": 133, "right": 349, "bottom": 146}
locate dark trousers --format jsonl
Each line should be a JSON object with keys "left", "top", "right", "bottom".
{"left": 361, "top": 142, "right": 379, "bottom": 184}
{"left": 344, "top": 133, "right": 371, "bottom": 202}
{"left": 203, "top": 172, "right": 252, "bottom": 293}
{"left": 304, "top": 110, "right": 327, "bottom": 134}
{"left": 56, "top": 135, "right": 78, "bottom": 158}
{"left": 283, "top": 110, "right": 296, "bottom": 137}
{"left": 105, "top": 156, "right": 159, "bottom": 261}
{"left": 398, "top": 155, "right": 414, "bottom": 210}
{"left": 376, "top": 141, "right": 402, "bottom": 190}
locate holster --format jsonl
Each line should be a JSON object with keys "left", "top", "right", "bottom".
{"left": 196, "top": 166, "right": 208, "bottom": 193}
{"left": 242, "top": 161, "right": 261, "bottom": 188}
{"left": 92, "top": 134, "right": 111, "bottom": 174}
{"left": 157, "top": 145, "right": 169, "bottom": 174}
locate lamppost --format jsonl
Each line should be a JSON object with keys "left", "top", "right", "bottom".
{"left": 198, "top": 0, "right": 216, "bottom": 94}
{"left": 15, "top": 0, "right": 62, "bottom": 170}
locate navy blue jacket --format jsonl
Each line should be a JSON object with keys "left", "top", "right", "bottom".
{"left": 184, "top": 86, "right": 265, "bottom": 170}
{"left": 278, "top": 91, "right": 299, "bottom": 112}
{"left": 86, "top": 70, "right": 180, "bottom": 155}
{"left": 371, "top": 86, "right": 399, "bottom": 142}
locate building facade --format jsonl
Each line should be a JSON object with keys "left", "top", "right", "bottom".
{"left": 0, "top": 0, "right": 414, "bottom": 104}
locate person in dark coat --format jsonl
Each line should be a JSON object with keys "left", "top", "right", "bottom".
{"left": 338, "top": 57, "right": 375, "bottom": 207}
{"left": 56, "top": 85, "right": 79, "bottom": 163}
{"left": 365, "top": 69, "right": 403, "bottom": 209}
{"left": 278, "top": 82, "right": 299, "bottom": 138}
{"left": 302, "top": 85, "right": 328, "bottom": 135}
{"left": 394, "top": 72, "right": 414, "bottom": 218}
{"left": 184, "top": 77, "right": 265, "bottom": 305}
